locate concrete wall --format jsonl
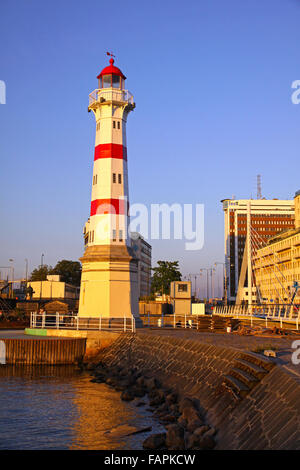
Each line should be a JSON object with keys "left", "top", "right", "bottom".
{"left": 95, "top": 333, "right": 300, "bottom": 450}
{"left": 25, "top": 328, "right": 121, "bottom": 360}
{"left": 139, "top": 301, "right": 172, "bottom": 315}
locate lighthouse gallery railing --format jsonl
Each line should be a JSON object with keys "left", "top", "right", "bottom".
{"left": 89, "top": 89, "right": 134, "bottom": 107}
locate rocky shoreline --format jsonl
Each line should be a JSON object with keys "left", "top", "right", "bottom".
{"left": 86, "top": 361, "right": 217, "bottom": 450}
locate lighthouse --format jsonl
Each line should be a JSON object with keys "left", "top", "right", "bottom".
{"left": 78, "top": 56, "right": 139, "bottom": 321}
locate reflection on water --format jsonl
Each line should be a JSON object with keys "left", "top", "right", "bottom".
{"left": 0, "top": 365, "right": 163, "bottom": 450}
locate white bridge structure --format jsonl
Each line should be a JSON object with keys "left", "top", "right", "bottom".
{"left": 213, "top": 304, "right": 300, "bottom": 329}
{"left": 217, "top": 200, "right": 300, "bottom": 326}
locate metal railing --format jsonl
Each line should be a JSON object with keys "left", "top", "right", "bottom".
{"left": 213, "top": 304, "right": 300, "bottom": 329}
{"left": 89, "top": 89, "right": 134, "bottom": 107}
{"left": 140, "top": 309, "right": 300, "bottom": 331}
{"left": 30, "top": 312, "right": 136, "bottom": 333}
{"left": 140, "top": 313, "right": 200, "bottom": 330}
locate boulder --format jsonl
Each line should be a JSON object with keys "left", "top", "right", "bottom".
{"left": 114, "top": 383, "right": 128, "bottom": 392}
{"left": 169, "top": 404, "right": 180, "bottom": 416}
{"left": 156, "top": 402, "right": 169, "bottom": 413}
{"left": 144, "top": 377, "right": 160, "bottom": 391}
{"left": 186, "top": 418, "right": 204, "bottom": 433}
{"left": 149, "top": 389, "right": 165, "bottom": 406}
{"left": 194, "top": 425, "right": 210, "bottom": 437}
{"left": 178, "top": 397, "right": 195, "bottom": 413}
{"left": 142, "top": 433, "right": 166, "bottom": 450}
{"left": 136, "top": 376, "right": 145, "bottom": 387}
{"left": 159, "top": 414, "right": 177, "bottom": 424}
{"left": 131, "top": 386, "right": 146, "bottom": 398}
{"left": 90, "top": 377, "right": 104, "bottom": 383}
{"left": 105, "top": 376, "right": 118, "bottom": 387}
{"left": 165, "top": 424, "right": 185, "bottom": 450}
{"left": 185, "top": 432, "right": 198, "bottom": 450}
{"left": 121, "top": 389, "right": 135, "bottom": 401}
{"left": 197, "top": 435, "right": 216, "bottom": 450}
{"left": 119, "top": 367, "right": 129, "bottom": 377}
{"left": 181, "top": 406, "right": 201, "bottom": 424}
{"left": 203, "top": 427, "right": 217, "bottom": 438}
{"left": 166, "top": 392, "right": 178, "bottom": 405}
{"left": 177, "top": 415, "right": 187, "bottom": 428}
{"left": 93, "top": 374, "right": 106, "bottom": 382}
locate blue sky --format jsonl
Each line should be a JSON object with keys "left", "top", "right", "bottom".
{"left": 0, "top": 0, "right": 300, "bottom": 295}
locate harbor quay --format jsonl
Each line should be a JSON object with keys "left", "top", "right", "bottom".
{"left": 1, "top": 325, "right": 300, "bottom": 450}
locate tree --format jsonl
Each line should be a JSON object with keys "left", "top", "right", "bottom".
{"left": 30, "top": 265, "right": 52, "bottom": 281}
{"left": 50, "top": 260, "right": 82, "bottom": 286}
{"left": 30, "top": 260, "right": 82, "bottom": 286}
{"left": 151, "top": 261, "right": 182, "bottom": 295}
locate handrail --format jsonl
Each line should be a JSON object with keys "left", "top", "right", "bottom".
{"left": 139, "top": 307, "right": 300, "bottom": 330}
{"left": 212, "top": 303, "right": 300, "bottom": 324}
{"left": 30, "top": 312, "right": 136, "bottom": 333}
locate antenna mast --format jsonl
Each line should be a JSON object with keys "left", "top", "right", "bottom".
{"left": 257, "top": 174, "right": 262, "bottom": 199}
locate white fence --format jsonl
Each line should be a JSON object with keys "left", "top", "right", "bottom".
{"left": 30, "top": 312, "right": 136, "bottom": 333}
{"left": 213, "top": 304, "right": 300, "bottom": 329}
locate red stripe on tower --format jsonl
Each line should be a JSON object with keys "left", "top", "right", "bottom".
{"left": 90, "top": 198, "right": 129, "bottom": 216}
{"left": 94, "top": 144, "right": 127, "bottom": 161}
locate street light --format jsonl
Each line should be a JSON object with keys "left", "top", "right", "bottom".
{"left": 188, "top": 273, "right": 199, "bottom": 299}
{"left": 210, "top": 267, "right": 216, "bottom": 300}
{"left": 9, "top": 259, "right": 14, "bottom": 298}
{"left": 183, "top": 274, "right": 199, "bottom": 299}
{"left": 25, "top": 259, "right": 28, "bottom": 283}
{"left": 214, "top": 262, "right": 227, "bottom": 305}
{"left": 215, "top": 261, "right": 227, "bottom": 305}
{"left": 199, "top": 268, "right": 210, "bottom": 300}
{"left": 40, "top": 254, "right": 44, "bottom": 300}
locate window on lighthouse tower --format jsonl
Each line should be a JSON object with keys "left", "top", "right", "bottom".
{"left": 112, "top": 75, "right": 120, "bottom": 88}
{"left": 102, "top": 75, "right": 111, "bottom": 88}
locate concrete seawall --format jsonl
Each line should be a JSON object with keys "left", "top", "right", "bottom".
{"left": 94, "top": 332, "right": 300, "bottom": 450}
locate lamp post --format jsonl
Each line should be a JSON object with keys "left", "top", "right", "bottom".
{"left": 188, "top": 274, "right": 199, "bottom": 299}
{"left": 25, "top": 259, "right": 28, "bottom": 283}
{"left": 40, "top": 254, "right": 44, "bottom": 301}
{"left": 184, "top": 274, "right": 199, "bottom": 300}
{"left": 210, "top": 268, "right": 216, "bottom": 300}
{"left": 214, "top": 262, "right": 227, "bottom": 305}
{"left": 9, "top": 259, "right": 14, "bottom": 298}
{"left": 200, "top": 268, "right": 210, "bottom": 300}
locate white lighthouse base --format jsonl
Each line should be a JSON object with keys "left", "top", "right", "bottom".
{"left": 78, "top": 245, "right": 140, "bottom": 321}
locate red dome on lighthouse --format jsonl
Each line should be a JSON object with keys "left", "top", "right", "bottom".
{"left": 97, "top": 58, "right": 126, "bottom": 80}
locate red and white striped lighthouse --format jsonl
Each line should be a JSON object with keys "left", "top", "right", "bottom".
{"left": 78, "top": 56, "right": 139, "bottom": 320}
